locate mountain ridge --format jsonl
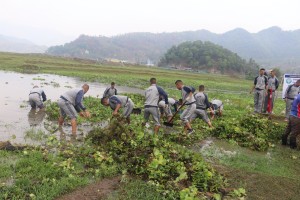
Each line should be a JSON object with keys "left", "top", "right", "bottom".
{"left": 46, "top": 26, "right": 300, "bottom": 68}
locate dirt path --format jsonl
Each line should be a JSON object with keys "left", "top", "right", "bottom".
{"left": 56, "top": 176, "right": 121, "bottom": 200}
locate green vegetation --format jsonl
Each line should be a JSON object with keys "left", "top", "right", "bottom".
{"left": 0, "top": 52, "right": 297, "bottom": 199}
{"left": 159, "top": 41, "right": 259, "bottom": 78}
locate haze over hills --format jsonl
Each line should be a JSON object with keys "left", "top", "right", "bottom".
{"left": 46, "top": 26, "right": 300, "bottom": 69}
{"left": 0, "top": 34, "right": 47, "bottom": 53}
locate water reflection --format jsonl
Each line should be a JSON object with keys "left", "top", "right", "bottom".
{"left": 28, "top": 109, "right": 46, "bottom": 126}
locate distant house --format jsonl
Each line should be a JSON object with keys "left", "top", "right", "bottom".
{"left": 146, "top": 59, "right": 154, "bottom": 67}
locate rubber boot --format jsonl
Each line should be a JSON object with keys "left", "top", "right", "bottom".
{"left": 281, "top": 134, "right": 288, "bottom": 146}
{"left": 289, "top": 137, "right": 297, "bottom": 149}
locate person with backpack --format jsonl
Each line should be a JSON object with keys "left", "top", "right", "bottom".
{"left": 190, "top": 85, "right": 214, "bottom": 128}
{"left": 284, "top": 79, "right": 300, "bottom": 121}
{"left": 175, "top": 80, "right": 196, "bottom": 134}
{"left": 103, "top": 82, "right": 117, "bottom": 98}
{"left": 263, "top": 69, "right": 279, "bottom": 114}
{"left": 101, "top": 95, "right": 134, "bottom": 124}
{"left": 250, "top": 68, "right": 268, "bottom": 113}
{"left": 29, "top": 86, "right": 47, "bottom": 110}
{"left": 282, "top": 93, "right": 300, "bottom": 149}
{"left": 144, "top": 78, "right": 168, "bottom": 134}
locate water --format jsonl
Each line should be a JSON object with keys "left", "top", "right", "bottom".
{"left": 0, "top": 70, "right": 143, "bottom": 144}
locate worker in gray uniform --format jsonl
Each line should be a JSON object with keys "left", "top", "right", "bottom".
{"left": 175, "top": 80, "right": 196, "bottom": 134}
{"left": 58, "top": 84, "right": 91, "bottom": 135}
{"left": 158, "top": 98, "right": 177, "bottom": 122}
{"left": 190, "top": 85, "right": 214, "bottom": 128}
{"left": 210, "top": 99, "right": 223, "bottom": 119}
{"left": 29, "top": 86, "right": 47, "bottom": 109}
{"left": 250, "top": 68, "right": 268, "bottom": 113}
{"left": 284, "top": 79, "right": 300, "bottom": 121}
{"left": 101, "top": 95, "right": 134, "bottom": 124}
{"left": 144, "top": 78, "right": 168, "bottom": 134}
{"left": 103, "top": 82, "right": 117, "bottom": 98}
{"left": 263, "top": 69, "right": 279, "bottom": 114}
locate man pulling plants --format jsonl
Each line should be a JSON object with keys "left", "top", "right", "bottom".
{"left": 250, "top": 68, "right": 268, "bottom": 113}
{"left": 284, "top": 79, "right": 300, "bottom": 121}
{"left": 282, "top": 93, "right": 300, "bottom": 149}
{"left": 58, "top": 84, "right": 91, "bottom": 135}
{"left": 210, "top": 99, "right": 223, "bottom": 119}
{"left": 29, "top": 85, "right": 47, "bottom": 110}
{"left": 175, "top": 80, "right": 196, "bottom": 134}
{"left": 190, "top": 85, "right": 214, "bottom": 128}
{"left": 144, "top": 78, "right": 168, "bottom": 134}
{"left": 158, "top": 97, "right": 178, "bottom": 122}
{"left": 101, "top": 95, "right": 134, "bottom": 124}
{"left": 103, "top": 82, "right": 118, "bottom": 98}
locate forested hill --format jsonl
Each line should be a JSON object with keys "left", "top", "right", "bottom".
{"left": 159, "top": 41, "right": 259, "bottom": 77}
{"left": 46, "top": 26, "right": 300, "bottom": 68}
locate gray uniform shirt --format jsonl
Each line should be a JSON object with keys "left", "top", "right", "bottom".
{"left": 29, "top": 88, "right": 46, "bottom": 101}
{"left": 103, "top": 87, "right": 117, "bottom": 98}
{"left": 145, "top": 84, "right": 168, "bottom": 107}
{"left": 285, "top": 85, "right": 300, "bottom": 99}
{"left": 267, "top": 76, "right": 279, "bottom": 91}
{"left": 194, "top": 92, "right": 210, "bottom": 109}
{"left": 109, "top": 95, "right": 129, "bottom": 109}
{"left": 61, "top": 88, "right": 82, "bottom": 106}
{"left": 182, "top": 86, "right": 196, "bottom": 104}
{"left": 254, "top": 75, "right": 268, "bottom": 90}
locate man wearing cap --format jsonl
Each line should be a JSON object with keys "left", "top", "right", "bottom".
{"left": 284, "top": 79, "right": 300, "bottom": 121}
{"left": 250, "top": 68, "right": 268, "bottom": 113}
{"left": 29, "top": 86, "right": 47, "bottom": 109}
{"left": 101, "top": 95, "right": 134, "bottom": 124}
{"left": 58, "top": 84, "right": 91, "bottom": 135}
{"left": 263, "top": 69, "right": 279, "bottom": 114}
{"left": 282, "top": 93, "right": 300, "bottom": 149}
{"left": 103, "top": 82, "right": 117, "bottom": 98}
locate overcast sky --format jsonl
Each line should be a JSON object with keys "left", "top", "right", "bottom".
{"left": 1, "top": 0, "right": 300, "bottom": 45}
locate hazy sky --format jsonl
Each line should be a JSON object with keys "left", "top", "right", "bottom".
{"left": 1, "top": 0, "right": 300, "bottom": 45}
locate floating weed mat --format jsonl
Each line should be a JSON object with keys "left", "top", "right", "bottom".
{"left": 210, "top": 114, "right": 286, "bottom": 151}
{"left": 85, "top": 116, "right": 244, "bottom": 199}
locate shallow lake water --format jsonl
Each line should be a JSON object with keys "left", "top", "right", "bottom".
{"left": 0, "top": 70, "right": 143, "bottom": 144}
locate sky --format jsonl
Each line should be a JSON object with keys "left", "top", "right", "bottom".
{"left": 0, "top": 0, "right": 300, "bottom": 46}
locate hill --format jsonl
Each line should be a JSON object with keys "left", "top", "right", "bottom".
{"left": 0, "top": 34, "right": 47, "bottom": 53}
{"left": 159, "top": 40, "right": 259, "bottom": 77}
{"left": 46, "top": 27, "right": 300, "bottom": 69}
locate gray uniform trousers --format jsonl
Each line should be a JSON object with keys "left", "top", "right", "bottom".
{"left": 285, "top": 99, "right": 294, "bottom": 119}
{"left": 254, "top": 89, "right": 265, "bottom": 113}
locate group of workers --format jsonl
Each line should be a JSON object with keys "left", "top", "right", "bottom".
{"left": 250, "top": 68, "right": 300, "bottom": 149}
{"left": 100, "top": 78, "right": 223, "bottom": 134}
{"left": 28, "top": 70, "right": 299, "bottom": 148}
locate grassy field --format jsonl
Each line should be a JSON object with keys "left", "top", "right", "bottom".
{"left": 0, "top": 52, "right": 298, "bottom": 200}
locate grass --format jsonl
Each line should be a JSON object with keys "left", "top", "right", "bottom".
{"left": 106, "top": 179, "right": 168, "bottom": 200}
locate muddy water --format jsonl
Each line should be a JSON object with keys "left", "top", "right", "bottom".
{"left": 0, "top": 71, "right": 143, "bottom": 144}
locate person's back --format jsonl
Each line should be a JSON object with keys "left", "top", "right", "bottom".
{"left": 145, "top": 84, "right": 160, "bottom": 107}
{"left": 62, "top": 88, "right": 82, "bottom": 106}
{"left": 29, "top": 86, "right": 46, "bottom": 109}
{"left": 109, "top": 95, "right": 129, "bottom": 109}
{"left": 211, "top": 99, "right": 223, "bottom": 110}
{"left": 194, "top": 92, "right": 208, "bottom": 110}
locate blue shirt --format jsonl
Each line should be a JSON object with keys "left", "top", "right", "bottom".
{"left": 290, "top": 94, "right": 300, "bottom": 118}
